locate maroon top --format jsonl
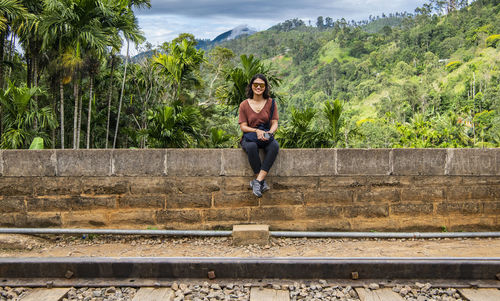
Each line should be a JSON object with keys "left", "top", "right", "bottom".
{"left": 238, "top": 98, "right": 279, "bottom": 128}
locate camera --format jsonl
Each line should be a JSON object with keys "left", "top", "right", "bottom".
{"left": 263, "top": 132, "right": 271, "bottom": 139}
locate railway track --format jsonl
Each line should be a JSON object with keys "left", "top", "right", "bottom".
{"left": 1, "top": 257, "right": 499, "bottom": 300}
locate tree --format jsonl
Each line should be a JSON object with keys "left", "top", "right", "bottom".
{"left": 0, "top": 81, "right": 57, "bottom": 148}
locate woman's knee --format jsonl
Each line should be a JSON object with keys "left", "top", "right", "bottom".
{"left": 243, "top": 141, "right": 258, "bottom": 153}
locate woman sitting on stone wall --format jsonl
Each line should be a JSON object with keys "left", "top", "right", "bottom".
{"left": 238, "top": 74, "right": 279, "bottom": 198}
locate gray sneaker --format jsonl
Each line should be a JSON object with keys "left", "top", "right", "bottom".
{"left": 261, "top": 180, "right": 270, "bottom": 193}
{"left": 250, "top": 179, "right": 262, "bottom": 198}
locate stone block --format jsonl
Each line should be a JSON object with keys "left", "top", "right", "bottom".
{"left": 390, "top": 202, "right": 434, "bottom": 215}
{"left": 220, "top": 149, "right": 254, "bottom": 176}
{"left": 0, "top": 177, "right": 34, "bottom": 196}
{"left": 56, "top": 150, "right": 111, "bottom": 176}
{"left": 447, "top": 149, "right": 498, "bottom": 175}
{"left": 446, "top": 186, "right": 496, "bottom": 201}
{"left": 166, "top": 193, "right": 211, "bottom": 209}
{"left": 129, "top": 177, "right": 173, "bottom": 195}
{"left": 206, "top": 208, "right": 249, "bottom": 222}
{"left": 62, "top": 211, "right": 108, "bottom": 227}
{"left": 221, "top": 177, "right": 253, "bottom": 192}
{"left": 33, "top": 177, "right": 81, "bottom": 196}
{"left": 26, "top": 197, "right": 77, "bottom": 212}
{"left": 275, "top": 149, "right": 336, "bottom": 176}
{"left": 156, "top": 209, "right": 202, "bottom": 224}
{"left": 436, "top": 202, "right": 482, "bottom": 215}
{"left": 295, "top": 206, "right": 342, "bottom": 219}
{"left": 343, "top": 205, "right": 389, "bottom": 218}
{"left": 82, "top": 177, "right": 129, "bottom": 195}
{"left": 400, "top": 188, "right": 445, "bottom": 202}
{"left": 119, "top": 195, "right": 164, "bottom": 209}
{"left": 354, "top": 188, "right": 400, "bottom": 203}
{"left": 260, "top": 192, "right": 303, "bottom": 206}
{"left": 167, "top": 149, "right": 221, "bottom": 176}
{"left": 3, "top": 150, "right": 56, "bottom": 177}
{"left": 214, "top": 192, "right": 259, "bottom": 208}
{"left": 232, "top": 224, "right": 269, "bottom": 245}
{"left": 113, "top": 149, "right": 166, "bottom": 176}
{"left": 271, "top": 177, "right": 318, "bottom": 191}
{"left": 409, "top": 176, "right": 462, "bottom": 187}
{"left": 14, "top": 213, "right": 62, "bottom": 227}
{"left": 76, "top": 196, "right": 116, "bottom": 210}
{"left": 337, "top": 149, "right": 391, "bottom": 175}
{"left": 109, "top": 210, "right": 155, "bottom": 225}
{"left": 171, "top": 177, "right": 221, "bottom": 193}
{"left": 0, "top": 197, "right": 26, "bottom": 213}
{"left": 319, "top": 177, "right": 366, "bottom": 190}
{"left": 392, "top": 149, "right": 446, "bottom": 176}
{"left": 250, "top": 207, "right": 295, "bottom": 222}
{"left": 0, "top": 214, "right": 15, "bottom": 226}
{"left": 304, "top": 190, "right": 354, "bottom": 205}
{"left": 483, "top": 201, "right": 500, "bottom": 214}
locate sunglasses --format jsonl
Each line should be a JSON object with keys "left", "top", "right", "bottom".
{"left": 252, "top": 83, "right": 266, "bottom": 89}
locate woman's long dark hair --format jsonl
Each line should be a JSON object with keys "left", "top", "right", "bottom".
{"left": 246, "top": 73, "right": 270, "bottom": 99}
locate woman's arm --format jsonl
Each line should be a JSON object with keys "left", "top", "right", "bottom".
{"left": 268, "top": 120, "right": 278, "bottom": 135}
{"left": 240, "top": 122, "right": 266, "bottom": 140}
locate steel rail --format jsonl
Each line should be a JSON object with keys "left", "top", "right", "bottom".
{"left": 1, "top": 228, "right": 500, "bottom": 238}
{"left": 1, "top": 257, "right": 499, "bottom": 280}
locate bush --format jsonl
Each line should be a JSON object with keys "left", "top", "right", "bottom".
{"left": 485, "top": 34, "right": 500, "bottom": 48}
{"left": 445, "top": 61, "right": 462, "bottom": 72}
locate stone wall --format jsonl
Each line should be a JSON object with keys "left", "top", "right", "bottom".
{"left": 0, "top": 149, "right": 498, "bottom": 231}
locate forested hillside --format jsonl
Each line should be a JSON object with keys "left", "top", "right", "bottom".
{"left": 219, "top": 0, "right": 500, "bottom": 148}
{"left": 0, "top": 0, "right": 498, "bottom": 149}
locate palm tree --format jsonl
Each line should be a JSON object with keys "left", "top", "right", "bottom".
{"left": 217, "top": 54, "right": 281, "bottom": 107}
{"left": 112, "top": 0, "right": 149, "bottom": 148}
{"left": 0, "top": 80, "right": 57, "bottom": 148}
{"left": 153, "top": 38, "right": 205, "bottom": 103}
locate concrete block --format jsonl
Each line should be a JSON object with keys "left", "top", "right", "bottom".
{"left": 56, "top": 150, "right": 111, "bottom": 176}
{"left": 113, "top": 149, "right": 166, "bottom": 176}
{"left": 221, "top": 149, "right": 254, "bottom": 176}
{"left": 3, "top": 150, "right": 56, "bottom": 177}
{"left": 275, "top": 149, "right": 336, "bottom": 176}
{"left": 392, "top": 149, "right": 446, "bottom": 175}
{"left": 232, "top": 224, "right": 269, "bottom": 245}
{"left": 167, "top": 149, "right": 221, "bottom": 176}
{"left": 337, "top": 149, "right": 390, "bottom": 175}
{"left": 447, "top": 149, "right": 498, "bottom": 175}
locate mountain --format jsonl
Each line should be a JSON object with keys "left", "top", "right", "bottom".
{"left": 196, "top": 25, "right": 257, "bottom": 50}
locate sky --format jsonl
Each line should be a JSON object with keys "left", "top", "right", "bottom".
{"left": 130, "top": 0, "right": 427, "bottom": 54}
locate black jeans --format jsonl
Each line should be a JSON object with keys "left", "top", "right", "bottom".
{"left": 241, "top": 139, "right": 280, "bottom": 174}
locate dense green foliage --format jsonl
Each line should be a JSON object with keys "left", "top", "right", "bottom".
{"left": 0, "top": 0, "right": 498, "bottom": 149}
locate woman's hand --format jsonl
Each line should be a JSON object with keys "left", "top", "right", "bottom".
{"left": 256, "top": 129, "right": 268, "bottom": 141}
